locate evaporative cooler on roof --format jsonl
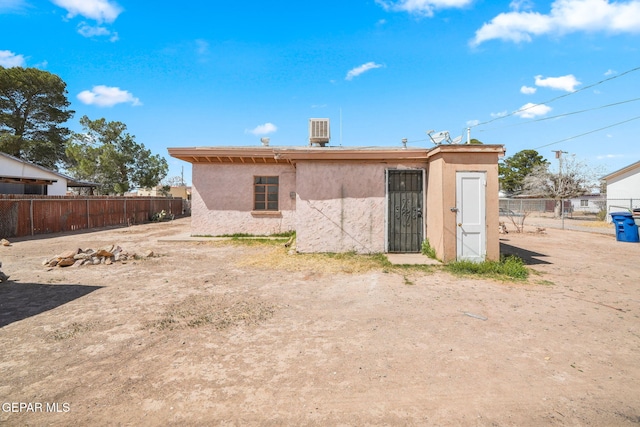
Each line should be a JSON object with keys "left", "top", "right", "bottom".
{"left": 309, "top": 118, "right": 330, "bottom": 147}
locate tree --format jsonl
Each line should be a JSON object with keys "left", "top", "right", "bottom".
{"left": 65, "top": 116, "right": 168, "bottom": 195}
{"left": 0, "top": 66, "right": 74, "bottom": 169}
{"left": 163, "top": 175, "right": 187, "bottom": 187}
{"left": 523, "top": 155, "right": 602, "bottom": 217}
{"left": 499, "top": 149, "right": 548, "bottom": 195}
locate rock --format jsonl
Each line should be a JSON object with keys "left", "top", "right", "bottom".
{"left": 72, "top": 259, "right": 84, "bottom": 268}
{"left": 59, "top": 249, "right": 80, "bottom": 259}
{"left": 0, "top": 270, "right": 9, "bottom": 282}
{"left": 92, "top": 258, "right": 101, "bottom": 265}
{"left": 48, "top": 259, "right": 59, "bottom": 267}
{"left": 74, "top": 253, "right": 92, "bottom": 260}
{"left": 96, "top": 249, "right": 113, "bottom": 258}
{"left": 57, "top": 257, "right": 76, "bottom": 267}
{"left": 1, "top": 238, "right": 10, "bottom": 246}
{"left": 105, "top": 258, "right": 112, "bottom": 265}
{"left": 142, "top": 250, "right": 154, "bottom": 258}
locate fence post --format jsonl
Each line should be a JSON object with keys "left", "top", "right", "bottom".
{"left": 30, "top": 199, "right": 34, "bottom": 236}
{"left": 87, "top": 199, "right": 90, "bottom": 229}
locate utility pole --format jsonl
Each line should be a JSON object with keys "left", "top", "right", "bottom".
{"left": 552, "top": 150, "right": 568, "bottom": 229}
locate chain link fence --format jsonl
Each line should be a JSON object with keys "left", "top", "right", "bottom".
{"left": 500, "top": 198, "right": 640, "bottom": 220}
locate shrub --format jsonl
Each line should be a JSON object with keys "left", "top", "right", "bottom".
{"left": 445, "top": 255, "right": 528, "bottom": 280}
{"left": 421, "top": 239, "right": 437, "bottom": 259}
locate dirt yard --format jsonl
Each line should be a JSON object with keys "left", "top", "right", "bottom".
{"left": 1, "top": 218, "right": 639, "bottom": 426}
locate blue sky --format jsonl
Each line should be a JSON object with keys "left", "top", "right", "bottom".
{"left": 2, "top": 0, "right": 640, "bottom": 185}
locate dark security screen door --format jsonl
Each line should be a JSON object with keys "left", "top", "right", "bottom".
{"left": 388, "top": 170, "right": 423, "bottom": 253}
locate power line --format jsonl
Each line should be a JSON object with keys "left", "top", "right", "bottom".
{"left": 477, "top": 97, "right": 640, "bottom": 133}
{"left": 533, "top": 115, "right": 640, "bottom": 150}
{"left": 472, "top": 65, "right": 640, "bottom": 129}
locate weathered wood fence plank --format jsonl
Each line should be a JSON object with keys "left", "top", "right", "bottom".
{"left": 0, "top": 195, "right": 184, "bottom": 238}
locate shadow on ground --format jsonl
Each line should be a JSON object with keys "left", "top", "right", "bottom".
{"left": 500, "top": 240, "right": 552, "bottom": 266}
{"left": 0, "top": 282, "right": 103, "bottom": 327}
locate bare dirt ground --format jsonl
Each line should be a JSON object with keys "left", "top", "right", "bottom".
{"left": 1, "top": 217, "right": 639, "bottom": 426}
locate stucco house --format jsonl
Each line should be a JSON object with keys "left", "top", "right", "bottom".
{"left": 0, "top": 152, "right": 95, "bottom": 195}
{"left": 602, "top": 160, "right": 640, "bottom": 214}
{"left": 169, "top": 143, "right": 505, "bottom": 263}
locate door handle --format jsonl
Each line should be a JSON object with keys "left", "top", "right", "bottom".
{"left": 458, "top": 223, "right": 462, "bottom": 227}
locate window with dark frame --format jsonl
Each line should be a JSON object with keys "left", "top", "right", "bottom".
{"left": 254, "top": 176, "right": 279, "bottom": 211}
{"left": 580, "top": 199, "right": 589, "bottom": 207}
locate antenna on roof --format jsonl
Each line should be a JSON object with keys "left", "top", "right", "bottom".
{"left": 260, "top": 137, "right": 270, "bottom": 146}
{"left": 427, "top": 129, "right": 463, "bottom": 145}
{"left": 427, "top": 130, "right": 450, "bottom": 145}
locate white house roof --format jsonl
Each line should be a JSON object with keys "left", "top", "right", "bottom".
{"left": 0, "top": 151, "right": 97, "bottom": 187}
{"left": 602, "top": 160, "right": 640, "bottom": 181}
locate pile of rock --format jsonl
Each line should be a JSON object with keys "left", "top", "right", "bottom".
{"left": 43, "top": 245, "right": 154, "bottom": 268}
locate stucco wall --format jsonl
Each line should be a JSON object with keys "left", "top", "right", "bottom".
{"left": 295, "top": 161, "right": 426, "bottom": 254}
{"left": 426, "top": 151, "right": 501, "bottom": 262}
{"left": 191, "top": 163, "right": 296, "bottom": 236}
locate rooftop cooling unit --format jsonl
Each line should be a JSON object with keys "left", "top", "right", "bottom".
{"left": 309, "top": 118, "right": 330, "bottom": 147}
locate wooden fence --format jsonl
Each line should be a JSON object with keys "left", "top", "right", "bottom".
{"left": 0, "top": 195, "right": 185, "bottom": 238}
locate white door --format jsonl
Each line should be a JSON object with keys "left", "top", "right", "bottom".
{"left": 456, "top": 172, "right": 486, "bottom": 262}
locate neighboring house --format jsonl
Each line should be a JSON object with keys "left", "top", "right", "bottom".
{"left": 568, "top": 193, "right": 605, "bottom": 215}
{"left": 138, "top": 185, "right": 191, "bottom": 200}
{"left": 168, "top": 144, "right": 505, "bottom": 263}
{"left": 602, "top": 160, "right": 640, "bottom": 214}
{"left": 0, "top": 152, "right": 96, "bottom": 195}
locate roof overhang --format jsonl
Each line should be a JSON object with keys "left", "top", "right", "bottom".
{"left": 602, "top": 160, "right": 640, "bottom": 181}
{"left": 167, "top": 147, "right": 291, "bottom": 164}
{"left": 168, "top": 145, "right": 506, "bottom": 165}
{"left": 0, "top": 176, "right": 57, "bottom": 185}
{"left": 426, "top": 144, "right": 506, "bottom": 159}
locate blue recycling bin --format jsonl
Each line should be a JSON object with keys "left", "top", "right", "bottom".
{"left": 610, "top": 212, "right": 640, "bottom": 243}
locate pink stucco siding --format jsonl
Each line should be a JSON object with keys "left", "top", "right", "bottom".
{"left": 191, "top": 163, "right": 296, "bottom": 236}
{"left": 295, "top": 161, "right": 426, "bottom": 253}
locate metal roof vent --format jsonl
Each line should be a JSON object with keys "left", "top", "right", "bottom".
{"left": 309, "top": 118, "right": 330, "bottom": 147}
{"left": 260, "top": 137, "right": 270, "bottom": 146}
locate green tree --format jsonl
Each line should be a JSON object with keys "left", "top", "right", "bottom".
{"left": 0, "top": 66, "right": 74, "bottom": 169}
{"left": 66, "top": 116, "right": 168, "bottom": 195}
{"left": 499, "top": 149, "right": 548, "bottom": 195}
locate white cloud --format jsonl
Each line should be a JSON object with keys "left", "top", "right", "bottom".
{"left": 466, "top": 119, "right": 480, "bottom": 126}
{"left": 77, "top": 85, "right": 141, "bottom": 107}
{"left": 534, "top": 74, "right": 581, "bottom": 92}
{"left": 0, "top": 50, "right": 25, "bottom": 67}
{"left": 604, "top": 69, "right": 617, "bottom": 76}
{"left": 520, "top": 85, "right": 537, "bottom": 94}
{"left": 597, "top": 153, "right": 623, "bottom": 159}
{"left": 78, "top": 22, "right": 118, "bottom": 41}
{"left": 0, "top": 0, "right": 28, "bottom": 12}
{"left": 509, "top": 0, "right": 534, "bottom": 11}
{"left": 345, "top": 62, "right": 384, "bottom": 81}
{"left": 491, "top": 111, "right": 508, "bottom": 118}
{"left": 51, "top": 0, "right": 122, "bottom": 23}
{"left": 195, "top": 39, "right": 209, "bottom": 55}
{"left": 515, "top": 102, "right": 552, "bottom": 119}
{"left": 376, "top": 0, "right": 472, "bottom": 17}
{"left": 471, "top": 0, "right": 640, "bottom": 46}
{"left": 246, "top": 123, "right": 278, "bottom": 136}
